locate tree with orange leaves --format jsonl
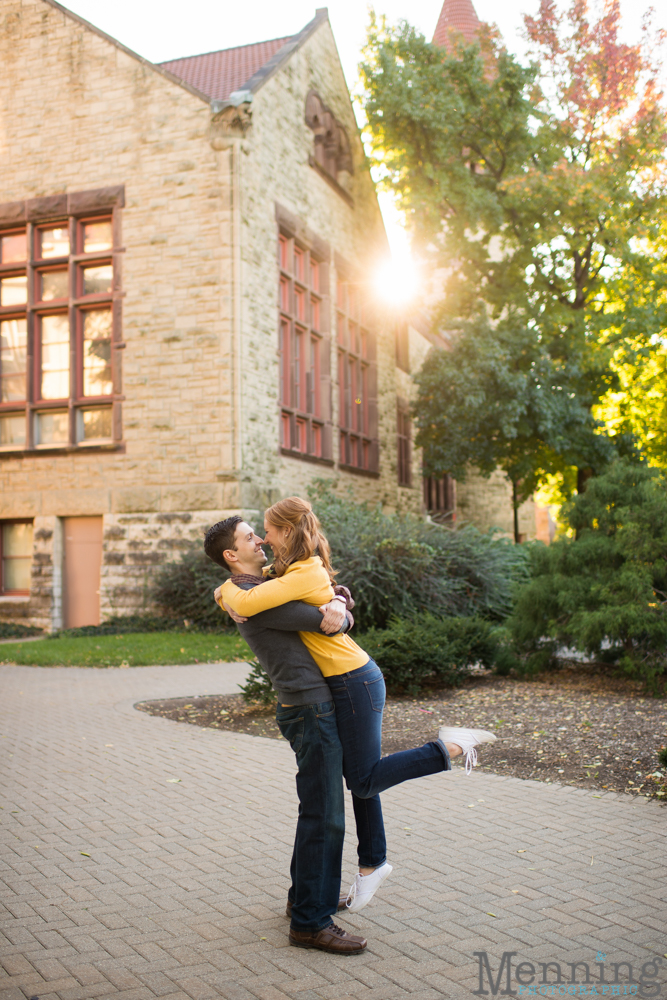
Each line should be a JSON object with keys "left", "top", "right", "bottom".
{"left": 361, "top": 1, "right": 667, "bottom": 522}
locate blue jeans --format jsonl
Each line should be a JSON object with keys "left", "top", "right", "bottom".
{"left": 326, "top": 659, "right": 450, "bottom": 869}
{"left": 276, "top": 700, "right": 344, "bottom": 933}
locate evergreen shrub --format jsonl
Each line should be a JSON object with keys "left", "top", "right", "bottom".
{"left": 150, "top": 547, "right": 233, "bottom": 630}
{"left": 310, "top": 482, "right": 528, "bottom": 630}
{"left": 358, "top": 614, "right": 498, "bottom": 695}
{"left": 0, "top": 622, "right": 44, "bottom": 639}
{"left": 240, "top": 659, "right": 276, "bottom": 706}
{"left": 50, "top": 614, "right": 207, "bottom": 639}
{"left": 509, "top": 459, "right": 667, "bottom": 692}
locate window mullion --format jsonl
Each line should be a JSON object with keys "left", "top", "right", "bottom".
{"left": 26, "top": 221, "right": 35, "bottom": 449}
{"left": 69, "top": 217, "right": 76, "bottom": 444}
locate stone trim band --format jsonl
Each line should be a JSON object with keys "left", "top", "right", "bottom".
{"left": 0, "top": 186, "right": 125, "bottom": 227}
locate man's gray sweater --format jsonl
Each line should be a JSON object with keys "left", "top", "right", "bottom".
{"left": 232, "top": 576, "right": 347, "bottom": 706}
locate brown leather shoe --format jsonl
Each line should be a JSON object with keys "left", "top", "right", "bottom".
{"left": 289, "top": 922, "right": 367, "bottom": 954}
{"left": 286, "top": 894, "right": 348, "bottom": 919}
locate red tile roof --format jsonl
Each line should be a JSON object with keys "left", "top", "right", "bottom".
{"left": 432, "top": 0, "right": 481, "bottom": 47}
{"left": 159, "top": 37, "right": 292, "bottom": 102}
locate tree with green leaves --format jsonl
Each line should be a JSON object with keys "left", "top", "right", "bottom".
{"left": 508, "top": 459, "right": 667, "bottom": 693}
{"left": 360, "top": 1, "right": 667, "bottom": 520}
{"left": 595, "top": 216, "right": 667, "bottom": 466}
{"left": 414, "top": 314, "right": 614, "bottom": 541}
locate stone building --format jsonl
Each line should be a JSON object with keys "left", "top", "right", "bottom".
{"left": 0, "top": 0, "right": 455, "bottom": 630}
{"left": 0, "top": 0, "right": 547, "bottom": 631}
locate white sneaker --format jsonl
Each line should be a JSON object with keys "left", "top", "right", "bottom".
{"left": 346, "top": 862, "right": 393, "bottom": 913}
{"left": 438, "top": 727, "right": 497, "bottom": 775}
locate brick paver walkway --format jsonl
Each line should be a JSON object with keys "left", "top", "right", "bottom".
{"left": 1, "top": 664, "right": 665, "bottom": 1000}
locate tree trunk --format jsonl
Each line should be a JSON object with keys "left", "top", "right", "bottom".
{"left": 577, "top": 467, "right": 593, "bottom": 493}
{"left": 512, "top": 480, "right": 520, "bottom": 544}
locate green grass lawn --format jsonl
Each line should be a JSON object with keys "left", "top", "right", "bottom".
{"left": 0, "top": 631, "right": 252, "bottom": 667}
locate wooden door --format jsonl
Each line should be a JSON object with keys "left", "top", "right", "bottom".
{"left": 63, "top": 516, "right": 103, "bottom": 628}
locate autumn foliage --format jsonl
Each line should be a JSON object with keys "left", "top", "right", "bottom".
{"left": 361, "top": 1, "right": 667, "bottom": 517}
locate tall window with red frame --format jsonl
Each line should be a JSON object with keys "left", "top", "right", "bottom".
{"left": 0, "top": 215, "right": 118, "bottom": 451}
{"left": 336, "top": 278, "right": 378, "bottom": 472}
{"left": 278, "top": 233, "right": 326, "bottom": 458}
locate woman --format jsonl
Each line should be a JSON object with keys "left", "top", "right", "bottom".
{"left": 218, "top": 497, "right": 496, "bottom": 912}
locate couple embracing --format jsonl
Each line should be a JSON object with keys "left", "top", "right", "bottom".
{"left": 204, "top": 497, "right": 495, "bottom": 955}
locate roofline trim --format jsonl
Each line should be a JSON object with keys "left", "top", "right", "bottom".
{"left": 41, "top": 0, "right": 212, "bottom": 105}
{"left": 157, "top": 34, "right": 293, "bottom": 66}
{"left": 42, "top": 1, "right": 330, "bottom": 114}
{"left": 212, "top": 8, "right": 329, "bottom": 113}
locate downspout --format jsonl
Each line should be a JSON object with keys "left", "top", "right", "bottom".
{"left": 230, "top": 138, "right": 243, "bottom": 477}
{"left": 51, "top": 516, "right": 63, "bottom": 631}
{"left": 210, "top": 99, "right": 245, "bottom": 489}
{"left": 512, "top": 480, "right": 521, "bottom": 545}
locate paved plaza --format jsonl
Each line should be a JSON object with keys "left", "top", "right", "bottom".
{"left": 1, "top": 663, "right": 665, "bottom": 1000}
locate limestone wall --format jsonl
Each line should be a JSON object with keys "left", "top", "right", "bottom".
{"left": 0, "top": 0, "right": 237, "bottom": 510}
{"left": 0, "top": 1, "right": 254, "bottom": 625}
{"left": 100, "top": 509, "right": 226, "bottom": 618}
{"left": 234, "top": 21, "right": 423, "bottom": 514}
{"left": 456, "top": 470, "right": 539, "bottom": 540}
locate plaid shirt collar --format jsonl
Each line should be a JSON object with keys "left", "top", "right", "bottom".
{"left": 230, "top": 573, "right": 265, "bottom": 586}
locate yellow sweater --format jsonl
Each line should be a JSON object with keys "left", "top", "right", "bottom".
{"left": 219, "top": 556, "right": 368, "bottom": 677}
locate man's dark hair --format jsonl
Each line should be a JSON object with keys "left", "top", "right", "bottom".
{"left": 204, "top": 515, "right": 244, "bottom": 572}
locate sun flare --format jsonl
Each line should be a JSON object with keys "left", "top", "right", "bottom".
{"left": 373, "top": 256, "right": 420, "bottom": 307}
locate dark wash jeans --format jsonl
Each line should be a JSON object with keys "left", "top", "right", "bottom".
{"left": 326, "top": 659, "right": 450, "bottom": 869}
{"left": 276, "top": 700, "right": 345, "bottom": 933}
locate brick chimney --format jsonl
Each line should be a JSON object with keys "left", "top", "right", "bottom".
{"left": 433, "top": 0, "right": 481, "bottom": 47}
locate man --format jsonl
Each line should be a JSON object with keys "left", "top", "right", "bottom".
{"left": 204, "top": 516, "right": 367, "bottom": 955}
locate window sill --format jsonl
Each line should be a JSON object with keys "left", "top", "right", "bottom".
{"left": 0, "top": 442, "right": 125, "bottom": 458}
{"left": 308, "top": 156, "right": 354, "bottom": 208}
{"left": 0, "top": 595, "right": 30, "bottom": 603}
{"left": 339, "top": 463, "right": 380, "bottom": 479}
{"left": 281, "top": 447, "right": 334, "bottom": 467}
